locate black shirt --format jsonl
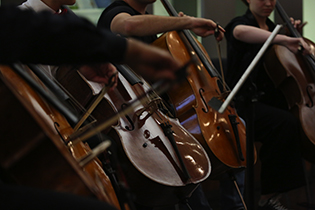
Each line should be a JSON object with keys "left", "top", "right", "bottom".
{"left": 0, "top": 6, "right": 127, "bottom": 65}
{"left": 225, "top": 9, "right": 277, "bottom": 100}
{"left": 97, "top": 0, "right": 157, "bottom": 44}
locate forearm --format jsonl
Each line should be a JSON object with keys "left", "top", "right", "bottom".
{"left": 233, "top": 25, "right": 289, "bottom": 45}
{"left": 113, "top": 14, "right": 194, "bottom": 36}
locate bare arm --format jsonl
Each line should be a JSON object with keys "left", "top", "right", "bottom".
{"left": 111, "top": 12, "right": 224, "bottom": 40}
{"left": 233, "top": 25, "right": 310, "bottom": 55}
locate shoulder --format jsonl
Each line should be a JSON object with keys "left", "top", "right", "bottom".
{"left": 225, "top": 10, "right": 257, "bottom": 39}
{"left": 226, "top": 11, "right": 254, "bottom": 31}
{"left": 102, "top": 1, "right": 138, "bottom": 17}
{"left": 225, "top": 16, "right": 246, "bottom": 30}
{"left": 98, "top": 0, "right": 138, "bottom": 28}
{"left": 225, "top": 16, "right": 245, "bottom": 41}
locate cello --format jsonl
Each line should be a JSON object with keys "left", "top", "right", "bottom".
{"left": 264, "top": 1, "right": 315, "bottom": 162}
{"left": 152, "top": 0, "right": 254, "bottom": 178}
{"left": 55, "top": 64, "right": 211, "bottom": 207}
{"left": 0, "top": 65, "right": 121, "bottom": 209}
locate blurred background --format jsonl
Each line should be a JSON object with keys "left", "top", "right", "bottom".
{"left": 1, "top": 0, "right": 314, "bottom": 59}
{"left": 1, "top": 0, "right": 315, "bottom": 209}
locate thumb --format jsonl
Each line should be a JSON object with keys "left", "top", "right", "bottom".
{"left": 178, "top": 11, "right": 185, "bottom": 17}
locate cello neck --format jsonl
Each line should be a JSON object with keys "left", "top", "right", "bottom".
{"left": 160, "top": 0, "right": 219, "bottom": 78}
{"left": 115, "top": 64, "right": 143, "bottom": 86}
{"left": 276, "top": 1, "right": 315, "bottom": 71}
{"left": 10, "top": 63, "right": 79, "bottom": 126}
{"left": 275, "top": 1, "right": 301, "bottom": 38}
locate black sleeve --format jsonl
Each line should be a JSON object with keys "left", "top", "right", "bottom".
{"left": 0, "top": 184, "right": 118, "bottom": 210}
{"left": 225, "top": 17, "right": 247, "bottom": 44}
{"left": 97, "top": 3, "right": 136, "bottom": 30}
{"left": 0, "top": 6, "right": 127, "bottom": 65}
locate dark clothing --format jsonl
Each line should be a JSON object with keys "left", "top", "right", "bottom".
{"left": 225, "top": 9, "right": 306, "bottom": 194}
{"left": 225, "top": 9, "right": 280, "bottom": 102}
{"left": 0, "top": 6, "right": 127, "bottom": 65}
{"left": 97, "top": 0, "right": 157, "bottom": 44}
{"left": 219, "top": 171, "right": 245, "bottom": 210}
{"left": 0, "top": 184, "right": 117, "bottom": 210}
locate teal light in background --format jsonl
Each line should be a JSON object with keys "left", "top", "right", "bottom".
{"left": 153, "top": 0, "right": 172, "bottom": 16}
{"left": 303, "top": 0, "right": 315, "bottom": 41}
{"left": 236, "top": 0, "right": 247, "bottom": 16}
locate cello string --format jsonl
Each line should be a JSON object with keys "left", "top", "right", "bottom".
{"left": 68, "top": 60, "right": 192, "bottom": 143}
{"left": 11, "top": 63, "right": 79, "bottom": 125}
{"left": 117, "top": 63, "right": 177, "bottom": 122}
{"left": 196, "top": 30, "right": 231, "bottom": 94}
{"left": 177, "top": 30, "right": 229, "bottom": 101}
{"left": 161, "top": 0, "right": 231, "bottom": 96}
{"left": 185, "top": 29, "right": 231, "bottom": 95}
{"left": 13, "top": 64, "right": 129, "bottom": 209}
{"left": 53, "top": 67, "right": 100, "bottom": 122}
{"left": 26, "top": 64, "right": 107, "bottom": 143}
{"left": 68, "top": 81, "right": 160, "bottom": 143}
{"left": 28, "top": 64, "right": 96, "bottom": 123}
{"left": 73, "top": 72, "right": 118, "bottom": 131}
{"left": 215, "top": 23, "right": 228, "bottom": 93}
{"left": 125, "top": 72, "right": 174, "bottom": 125}
{"left": 0, "top": 66, "right": 121, "bottom": 208}
{"left": 276, "top": 1, "right": 315, "bottom": 70}
{"left": 216, "top": 40, "right": 227, "bottom": 92}
{"left": 33, "top": 65, "right": 88, "bottom": 113}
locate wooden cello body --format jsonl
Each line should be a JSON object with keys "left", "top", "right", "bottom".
{"left": 264, "top": 44, "right": 315, "bottom": 162}
{"left": 264, "top": 1, "right": 315, "bottom": 162}
{"left": 152, "top": 0, "right": 252, "bottom": 178}
{"left": 56, "top": 66, "right": 211, "bottom": 207}
{"left": 0, "top": 65, "right": 121, "bottom": 209}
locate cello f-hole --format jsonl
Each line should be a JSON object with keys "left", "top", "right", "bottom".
{"left": 228, "top": 115, "right": 244, "bottom": 161}
{"left": 306, "top": 85, "right": 314, "bottom": 107}
{"left": 121, "top": 103, "right": 135, "bottom": 131}
{"left": 54, "top": 122, "right": 67, "bottom": 143}
{"left": 199, "top": 88, "right": 209, "bottom": 113}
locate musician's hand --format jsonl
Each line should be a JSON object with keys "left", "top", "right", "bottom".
{"left": 290, "top": 17, "right": 307, "bottom": 34}
{"left": 78, "top": 63, "right": 118, "bottom": 90}
{"left": 285, "top": 37, "right": 311, "bottom": 55}
{"left": 178, "top": 11, "right": 225, "bottom": 41}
